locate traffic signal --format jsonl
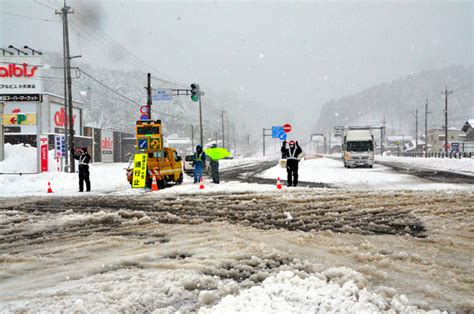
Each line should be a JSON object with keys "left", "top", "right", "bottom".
{"left": 190, "top": 83, "right": 200, "bottom": 102}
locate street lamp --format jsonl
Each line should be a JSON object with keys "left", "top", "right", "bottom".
{"left": 8, "top": 45, "right": 28, "bottom": 55}
{"left": 0, "top": 48, "right": 13, "bottom": 56}
{"left": 23, "top": 46, "right": 43, "bottom": 55}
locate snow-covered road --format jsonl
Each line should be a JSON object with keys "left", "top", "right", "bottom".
{"left": 1, "top": 146, "right": 474, "bottom": 312}
{"left": 1, "top": 190, "right": 473, "bottom": 312}
{"left": 260, "top": 156, "right": 472, "bottom": 190}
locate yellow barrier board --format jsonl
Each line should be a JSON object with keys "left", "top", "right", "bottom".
{"left": 132, "top": 153, "right": 148, "bottom": 188}
{"left": 3, "top": 113, "right": 37, "bottom": 125}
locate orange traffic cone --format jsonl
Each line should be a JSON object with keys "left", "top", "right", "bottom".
{"left": 151, "top": 175, "right": 159, "bottom": 192}
{"left": 47, "top": 181, "right": 53, "bottom": 193}
{"left": 199, "top": 177, "right": 205, "bottom": 190}
{"left": 276, "top": 177, "right": 282, "bottom": 190}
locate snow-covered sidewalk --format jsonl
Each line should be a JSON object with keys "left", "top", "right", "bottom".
{"left": 376, "top": 155, "right": 474, "bottom": 175}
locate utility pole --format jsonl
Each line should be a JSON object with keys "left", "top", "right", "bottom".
{"left": 60, "top": 8, "right": 68, "bottom": 170}
{"left": 441, "top": 86, "right": 453, "bottom": 153}
{"left": 381, "top": 116, "right": 386, "bottom": 156}
{"left": 233, "top": 125, "right": 236, "bottom": 156}
{"left": 56, "top": 2, "right": 75, "bottom": 173}
{"left": 198, "top": 92, "right": 203, "bottom": 147}
{"left": 191, "top": 125, "right": 194, "bottom": 152}
{"left": 221, "top": 110, "right": 225, "bottom": 148}
{"left": 227, "top": 117, "right": 230, "bottom": 151}
{"left": 424, "top": 99, "right": 431, "bottom": 156}
{"left": 411, "top": 109, "right": 419, "bottom": 153}
{"left": 146, "top": 73, "right": 152, "bottom": 119}
{"left": 262, "top": 128, "right": 265, "bottom": 156}
{"left": 328, "top": 131, "right": 331, "bottom": 154}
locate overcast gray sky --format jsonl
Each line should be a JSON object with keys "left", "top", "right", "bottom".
{"left": 1, "top": 0, "right": 472, "bottom": 136}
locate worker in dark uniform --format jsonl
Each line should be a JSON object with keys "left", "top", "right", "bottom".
{"left": 281, "top": 140, "right": 303, "bottom": 187}
{"left": 209, "top": 144, "right": 220, "bottom": 184}
{"left": 192, "top": 145, "right": 206, "bottom": 183}
{"left": 72, "top": 147, "right": 91, "bottom": 192}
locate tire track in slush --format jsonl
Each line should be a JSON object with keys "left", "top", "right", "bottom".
{"left": 3, "top": 190, "right": 473, "bottom": 250}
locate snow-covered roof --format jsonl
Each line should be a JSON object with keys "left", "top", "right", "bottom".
{"left": 462, "top": 119, "right": 474, "bottom": 132}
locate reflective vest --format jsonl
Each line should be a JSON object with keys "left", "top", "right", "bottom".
{"left": 195, "top": 152, "right": 203, "bottom": 162}
{"left": 79, "top": 154, "right": 89, "bottom": 166}
{"left": 287, "top": 147, "right": 298, "bottom": 160}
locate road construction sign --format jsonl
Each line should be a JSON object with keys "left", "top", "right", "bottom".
{"left": 132, "top": 153, "right": 148, "bottom": 188}
{"left": 136, "top": 120, "right": 163, "bottom": 151}
{"left": 138, "top": 138, "right": 148, "bottom": 150}
{"left": 149, "top": 138, "right": 161, "bottom": 151}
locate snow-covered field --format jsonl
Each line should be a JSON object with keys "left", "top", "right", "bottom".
{"left": 377, "top": 155, "right": 474, "bottom": 175}
{"left": 259, "top": 156, "right": 472, "bottom": 190}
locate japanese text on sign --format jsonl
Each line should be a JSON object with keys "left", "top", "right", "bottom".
{"left": 132, "top": 153, "right": 148, "bottom": 188}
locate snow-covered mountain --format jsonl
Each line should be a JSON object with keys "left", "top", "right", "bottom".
{"left": 316, "top": 65, "right": 473, "bottom": 135}
{"left": 40, "top": 53, "right": 260, "bottom": 155}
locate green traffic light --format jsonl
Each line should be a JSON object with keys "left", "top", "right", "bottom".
{"left": 191, "top": 94, "right": 199, "bottom": 102}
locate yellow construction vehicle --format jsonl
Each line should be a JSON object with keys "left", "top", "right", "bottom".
{"left": 126, "top": 119, "right": 183, "bottom": 189}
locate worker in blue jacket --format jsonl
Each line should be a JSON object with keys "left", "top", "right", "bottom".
{"left": 193, "top": 144, "right": 206, "bottom": 183}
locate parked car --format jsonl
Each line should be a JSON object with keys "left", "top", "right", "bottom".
{"left": 184, "top": 154, "right": 194, "bottom": 174}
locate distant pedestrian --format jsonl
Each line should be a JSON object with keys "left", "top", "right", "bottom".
{"left": 72, "top": 147, "right": 91, "bottom": 192}
{"left": 193, "top": 145, "right": 206, "bottom": 183}
{"left": 209, "top": 144, "right": 220, "bottom": 184}
{"left": 281, "top": 140, "right": 303, "bottom": 187}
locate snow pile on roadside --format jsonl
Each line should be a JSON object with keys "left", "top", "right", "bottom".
{"left": 0, "top": 143, "right": 135, "bottom": 196}
{"left": 377, "top": 155, "right": 474, "bottom": 175}
{"left": 201, "top": 269, "right": 443, "bottom": 313}
{"left": 0, "top": 143, "right": 58, "bottom": 174}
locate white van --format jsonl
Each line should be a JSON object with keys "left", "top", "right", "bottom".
{"left": 342, "top": 128, "right": 375, "bottom": 168}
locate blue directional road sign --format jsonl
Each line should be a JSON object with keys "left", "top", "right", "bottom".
{"left": 279, "top": 132, "right": 287, "bottom": 141}
{"left": 152, "top": 89, "right": 173, "bottom": 101}
{"left": 138, "top": 138, "right": 148, "bottom": 150}
{"left": 272, "top": 126, "right": 284, "bottom": 138}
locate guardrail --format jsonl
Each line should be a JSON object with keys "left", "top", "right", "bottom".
{"left": 391, "top": 151, "right": 473, "bottom": 159}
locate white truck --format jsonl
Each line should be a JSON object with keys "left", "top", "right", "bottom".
{"left": 342, "top": 128, "right": 375, "bottom": 168}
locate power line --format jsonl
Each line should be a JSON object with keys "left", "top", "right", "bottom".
{"left": 33, "top": 0, "right": 57, "bottom": 10}
{"left": 78, "top": 68, "right": 141, "bottom": 106}
{"left": 0, "top": 10, "right": 60, "bottom": 22}
{"left": 76, "top": 12, "right": 184, "bottom": 84}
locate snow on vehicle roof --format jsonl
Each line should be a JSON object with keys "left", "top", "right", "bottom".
{"left": 345, "top": 129, "right": 372, "bottom": 141}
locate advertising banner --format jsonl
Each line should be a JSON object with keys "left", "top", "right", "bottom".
{"left": 0, "top": 102, "right": 3, "bottom": 161}
{"left": 132, "top": 153, "right": 148, "bottom": 188}
{"left": 0, "top": 56, "right": 43, "bottom": 97}
{"left": 2, "top": 102, "right": 37, "bottom": 133}
{"left": 3, "top": 113, "right": 36, "bottom": 125}
{"left": 40, "top": 135, "right": 48, "bottom": 172}
{"left": 101, "top": 130, "right": 114, "bottom": 163}
{"left": 54, "top": 134, "right": 66, "bottom": 157}
{"left": 50, "top": 102, "right": 81, "bottom": 136}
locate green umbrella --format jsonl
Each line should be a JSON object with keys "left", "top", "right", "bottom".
{"left": 204, "top": 147, "right": 232, "bottom": 160}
